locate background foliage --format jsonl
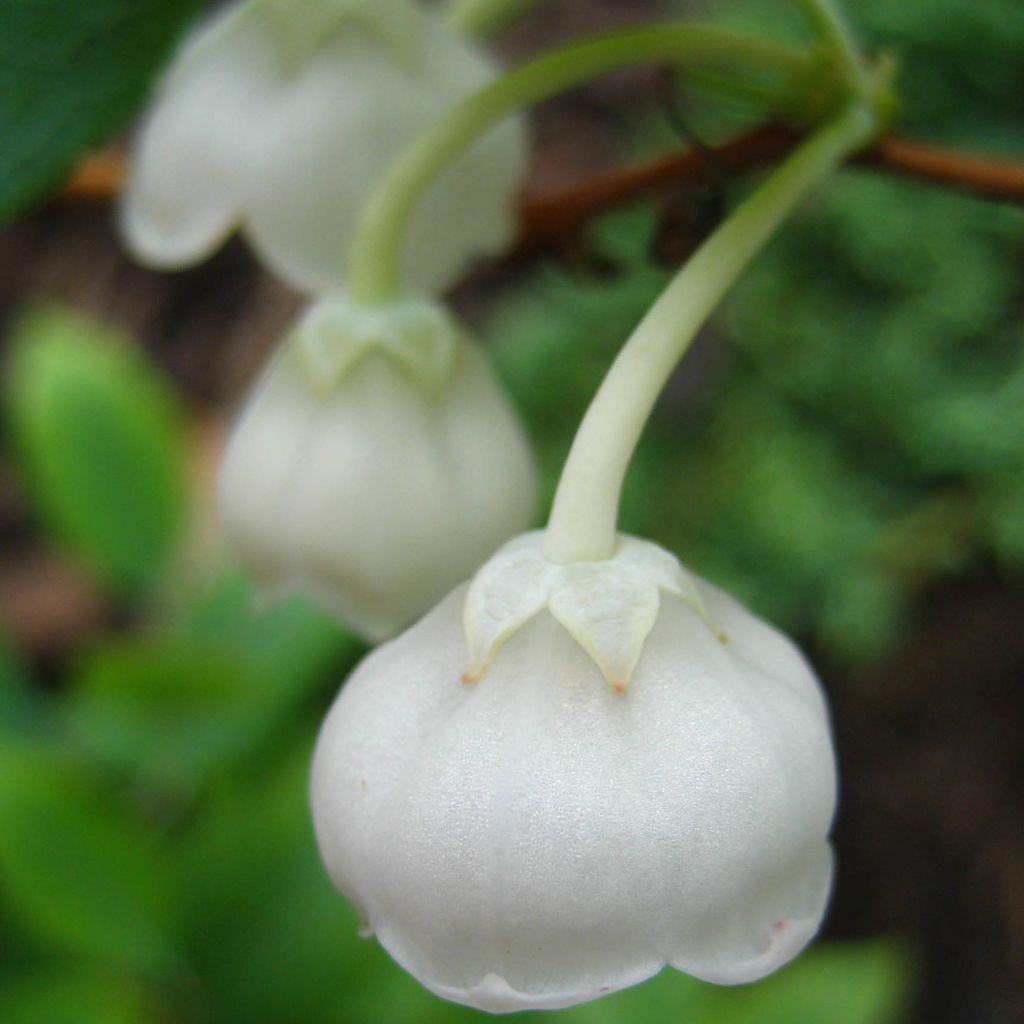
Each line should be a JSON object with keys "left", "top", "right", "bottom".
{"left": 1, "top": 0, "right": 1023, "bottom": 1021}
{"left": 0, "top": 0, "right": 202, "bottom": 226}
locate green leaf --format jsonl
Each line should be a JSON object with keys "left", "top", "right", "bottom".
{"left": 0, "top": 969, "right": 154, "bottom": 1024}
{"left": 981, "top": 466, "right": 1024, "bottom": 568}
{"left": 0, "top": 627, "right": 44, "bottom": 735}
{"left": 180, "top": 569, "right": 361, "bottom": 716}
{"left": 182, "top": 742, "right": 373, "bottom": 1024}
{"left": 0, "top": 0, "right": 202, "bottom": 224}
{"left": 64, "top": 572, "right": 358, "bottom": 793}
{"left": 0, "top": 737, "right": 179, "bottom": 973}
{"left": 66, "top": 638, "right": 256, "bottom": 787}
{"left": 6, "top": 305, "right": 187, "bottom": 594}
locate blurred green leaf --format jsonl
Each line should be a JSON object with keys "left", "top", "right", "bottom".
{"left": 0, "top": 0, "right": 202, "bottom": 224}
{"left": 181, "top": 570, "right": 361, "bottom": 715}
{"left": 980, "top": 467, "right": 1024, "bottom": 569}
{"left": 0, "top": 737, "right": 179, "bottom": 973}
{"left": 6, "top": 305, "right": 187, "bottom": 594}
{"left": 0, "top": 627, "right": 43, "bottom": 735}
{"left": 181, "top": 741, "right": 370, "bottom": 1024}
{"left": 0, "top": 969, "right": 154, "bottom": 1024}
{"left": 66, "top": 638, "right": 255, "bottom": 788}
{"left": 716, "top": 0, "right": 1024, "bottom": 145}
{"left": 64, "top": 573, "right": 357, "bottom": 794}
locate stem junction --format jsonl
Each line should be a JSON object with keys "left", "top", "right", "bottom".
{"left": 542, "top": 102, "right": 879, "bottom": 563}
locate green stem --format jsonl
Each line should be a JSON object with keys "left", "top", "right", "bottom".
{"left": 795, "top": 0, "right": 864, "bottom": 88}
{"left": 679, "top": 63, "right": 817, "bottom": 113}
{"left": 348, "top": 25, "right": 821, "bottom": 305}
{"left": 542, "top": 102, "right": 877, "bottom": 564}
{"left": 447, "top": 0, "right": 540, "bottom": 38}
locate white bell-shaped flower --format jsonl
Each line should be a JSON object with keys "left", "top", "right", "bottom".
{"left": 312, "top": 531, "right": 835, "bottom": 1012}
{"left": 121, "top": 0, "right": 527, "bottom": 294}
{"left": 218, "top": 296, "right": 537, "bottom": 641}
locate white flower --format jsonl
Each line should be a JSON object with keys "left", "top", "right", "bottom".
{"left": 218, "top": 295, "right": 537, "bottom": 641}
{"left": 311, "top": 531, "right": 836, "bottom": 1012}
{"left": 121, "top": 0, "right": 527, "bottom": 295}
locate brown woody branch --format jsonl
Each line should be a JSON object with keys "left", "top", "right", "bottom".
{"left": 56, "top": 124, "right": 1024, "bottom": 259}
{"left": 860, "top": 136, "right": 1024, "bottom": 203}
{"left": 513, "top": 123, "right": 797, "bottom": 255}
{"left": 514, "top": 125, "right": 1024, "bottom": 256}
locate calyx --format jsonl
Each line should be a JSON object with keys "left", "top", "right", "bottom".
{"left": 257, "top": 0, "right": 420, "bottom": 68}
{"left": 290, "top": 294, "right": 459, "bottom": 395}
{"left": 463, "top": 531, "right": 709, "bottom": 692}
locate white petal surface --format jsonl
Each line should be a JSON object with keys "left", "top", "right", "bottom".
{"left": 218, "top": 330, "right": 536, "bottom": 640}
{"left": 122, "top": 0, "right": 527, "bottom": 293}
{"left": 312, "top": 571, "right": 836, "bottom": 1012}
{"left": 217, "top": 346, "right": 317, "bottom": 588}
{"left": 241, "top": 8, "right": 526, "bottom": 294}
{"left": 121, "top": 3, "right": 280, "bottom": 267}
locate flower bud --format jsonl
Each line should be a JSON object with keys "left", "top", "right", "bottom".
{"left": 311, "top": 532, "right": 835, "bottom": 1012}
{"left": 121, "top": 0, "right": 527, "bottom": 294}
{"left": 218, "top": 296, "right": 537, "bottom": 640}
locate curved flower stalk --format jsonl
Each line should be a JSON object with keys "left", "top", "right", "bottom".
{"left": 312, "top": 537, "right": 836, "bottom": 1011}
{"left": 218, "top": 295, "right": 537, "bottom": 641}
{"left": 120, "top": 0, "right": 527, "bottom": 295}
